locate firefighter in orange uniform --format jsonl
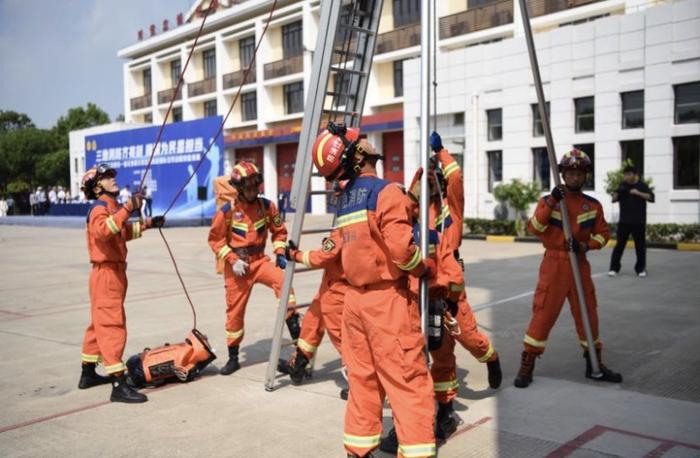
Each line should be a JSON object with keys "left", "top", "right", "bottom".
{"left": 280, "top": 228, "right": 347, "bottom": 393}
{"left": 208, "top": 161, "right": 300, "bottom": 375}
{"left": 514, "top": 149, "right": 623, "bottom": 388}
{"left": 79, "top": 164, "right": 165, "bottom": 403}
{"left": 313, "top": 124, "right": 436, "bottom": 458}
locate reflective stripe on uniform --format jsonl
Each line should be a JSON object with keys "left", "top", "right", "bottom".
{"left": 397, "top": 247, "right": 422, "bottom": 271}
{"left": 529, "top": 216, "right": 548, "bottom": 232}
{"left": 232, "top": 222, "right": 248, "bottom": 232}
{"left": 343, "top": 433, "right": 381, "bottom": 449}
{"left": 104, "top": 362, "right": 126, "bottom": 374}
{"left": 443, "top": 161, "right": 460, "bottom": 178}
{"left": 272, "top": 241, "right": 286, "bottom": 251}
{"left": 478, "top": 342, "right": 496, "bottom": 362}
{"left": 433, "top": 379, "right": 459, "bottom": 392}
{"left": 288, "top": 294, "right": 296, "bottom": 304}
{"left": 81, "top": 353, "right": 101, "bottom": 363}
{"left": 590, "top": 234, "right": 606, "bottom": 246}
{"left": 297, "top": 338, "right": 318, "bottom": 355}
{"left": 579, "top": 338, "right": 601, "bottom": 348}
{"left": 106, "top": 216, "right": 120, "bottom": 234}
{"left": 450, "top": 283, "right": 464, "bottom": 292}
{"left": 253, "top": 218, "right": 267, "bottom": 231}
{"left": 551, "top": 211, "right": 562, "bottom": 220}
{"left": 399, "top": 443, "right": 437, "bottom": 458}
{"left": 337, "top": 209, "right": 368, "bottom": 228}
{"left": 577, "top": 210, "right": 597, "bottom": 224}
{"left": 218, "top": 245, "right": 232, "bottom": 259}
{"left": 132, "top": 221, "right": 142, "bottom": 239}
{"left": 524, "top": 334, "right": 547, "bottom": 348}
{"left": 302, "top": 251, "right": 312, "bottom": 268}
{"left": 435, "top": 205, "right": 450, "bottom": 226}
{"left": 226, "top": 329, "right": 244, "bottom": 340}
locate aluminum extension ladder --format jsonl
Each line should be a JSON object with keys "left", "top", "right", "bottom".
{"left": 264, "top": 0, "right": 385, "bottom": 391}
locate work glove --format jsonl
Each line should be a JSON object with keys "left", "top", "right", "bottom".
{"left": 285, "top": 240, "right": 299, "bottom": 262}
{"left": 124, "top": 193, "right": 143, "bottom": 213}
{"left": 150, "top": 215, "right": 166, "bottom": 228}
{"left": 232, "top": 259, "right": 249, "bottom": 277}
{"left": 565, "top": 237, "right": 589, "bottom": 254}
{"left": 445, "top": 299, "right": 459, "bottom": 317}
{"left": 430, "top": 131, "right": 443, "bottom": 153}
{"left": 276, "top": 254, "right": 287, "bottom": 270}
{"left": 550, "top": 185, "right": 565, "bottom": 202}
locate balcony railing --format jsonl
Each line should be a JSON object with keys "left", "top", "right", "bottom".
{"left": 376, "top": 23, "right": 421, "bottom": 55}
{"left": 223, "top": 68, "right": 256, "bottom": 89}
{"left": 263, "top": 54, "right": 303, "bottom": 80}
{"left": 527, "top": 0, "right": 601, "bottom": 18}
{"left": 188, "top": 77, "right": 216, "bottom": 97}
{"left": 157, "top": 87, "right": 182, "bottom": 104}
{"left": 130, "top": 94, "right": 151, "bottom": 111}
{"left": 440, "top": 0, "right": 514, "bottom": 39}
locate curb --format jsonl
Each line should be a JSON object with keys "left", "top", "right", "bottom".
{"left": 462, "top": 234, "right": 700, "bottom": 251}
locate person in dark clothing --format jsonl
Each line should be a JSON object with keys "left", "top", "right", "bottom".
{"left": 609, "top": 165, "right": 654, "bottom": 277}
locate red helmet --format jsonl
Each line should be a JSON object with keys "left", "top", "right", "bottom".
{"left": 312, "top": 125, "right": 360, "bottom": 180}
{"left": 230, "top": 161, "right": 262, "bottom": 188}
{"left": 558, "top": 148, "right": 592, "bottom": 173}
{"left": 81, "top": 163, "right": 116, "bottom": 200}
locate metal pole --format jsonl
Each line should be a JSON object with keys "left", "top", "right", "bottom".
{"left": 518, "top": 0, "right": 601, "bottom": 375}
{"left": 419, "top": 0, "right": 432, "bottom": 346}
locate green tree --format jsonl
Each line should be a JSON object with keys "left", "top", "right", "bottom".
{"left": 53, "top": 102, "right": 110, "bottom": 147}
{"left": 494, "top": 179, "right": 542, "bottom": 236}
{"left": 0, "top": 110, "right": 35, "bottom": 133}
{"left": 0, "top": 127, "right": 61, "bottom": 191}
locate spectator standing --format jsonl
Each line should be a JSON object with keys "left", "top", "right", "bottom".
{"left": 57, "top": 187, "right": 66, "bottom": 203}
{"left": 29, "top": 191, "right": 36, "bottom": 215}
{"left": 37, "top": 187, "right": 47, "bottom": 215}
{"left": 49, "top": 187, "right": 58, "bottom": 205}
{"left": 609, "top": 165, "right": 655, "bottom": 277}
{"left": 6, "top": 195, "right": 14, "bottom": 215}
{"left": 0, "top": 197, "right": 7, "bottom": 217}
{"left": 277, "top": 191, "right": 288, "bottom": 222}
{"left": 143, "top": 186, "right": 153, "bottom": 217}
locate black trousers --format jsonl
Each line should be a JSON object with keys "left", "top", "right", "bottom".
{"left": 609, "top": 223, "right": 646, "bottom": 274}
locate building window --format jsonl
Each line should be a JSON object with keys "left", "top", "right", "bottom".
{"left": 241, "top": 92, "right": 257, "bottom": 121}
{"left": 393, "top": 60, "right": 404, "bottom": 98}
{"left": 454, "top": 112, "right": 464, "bottom": 126}
{"left": 282, "top": 21, "right": 303, "bottom": 58}
{"left": 574, "top": 143, "right": 595, "bottom": 190}
{"left": 143, "top": 68, "right": 152, "bottom": 95}
{"left": 203, "top": 99, "right": 217, "bottom": 117}
{"left": 532, "top": 147, "right": 550, "bottom": 190}
{"left": 673, "top": 136, "right": 699, "bottom": 189}
{"left": 170, "top": 60, "right": 181, "bottom": 87}
{"left": 144, "top": 112, "right": 153, "bottom": 124}
{"left": 240, "top": 36, "right": 256, "bottom": 68}
{"left": 575, "top": 96, "right": 594, "bottom": 133}
{"left": 393, "top": 0, "right": 421, "bottom": 28}
{"left": 531, "top": 102, "right": 550, "bottom": 137}
{"left": 621, "top": 90, "right": 644, "bottom": 129}
{"left": 172, "top": 106, "right": 183, "bottom": 123}
{"left": 621, "top": 140, "right": 644, "bottom": 175}
{"left": 674, "top": 82, "right": 700, "bottom": 124}
{"left": 74, "top": 158, "right": 78, "bottom": 173}
{"left": 284, "top": 82, "right": 304, "bottom": 114}
{"left": 487, "top": 109, "right": 502, "bottom": 141}
{"left": 487, "top": 150, "right": 502, "bottom": 193}
{"left": 203, "top": 49, "right": 216, "bottom": 79}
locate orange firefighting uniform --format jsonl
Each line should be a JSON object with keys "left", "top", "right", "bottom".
{"left": 418, "top": 150, "right": 497, "bottom": 403}
{"left": 213, "top": 176, "right": 237, "bottom": 275}
{"left": 292, "top": 229, "right": 346, "bottom": 359}
{"left": 338, "top": 172, "right": 435, "bottom": 458}
{"left": 208, "top": 196, "right": 296, "bottom": 347}
{"left": 524, "top": 191, "right": 610, "bottom": 354}
{"left": 81, "top": 195, "right": 149, "bottom": 375}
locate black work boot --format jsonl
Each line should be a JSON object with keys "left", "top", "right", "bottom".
{"left": 584, "top": 349, "right": 623, "bottom": 383}
{"left": 436, "top": 401, "right": 458, "bottom": 440}
{"left": 284, "top": 348, "right": 309, "bottom": 385}
{"left": 286, "top": 312, "right": 301, "bottom": 341}
{"left": 78, "top": 363, "right": 111, "bottom": 389}
{"left": 110, "top": 374, "right": 147, "bottom": 403}
{"left": 514, "top": 351, "right": 537, "bottom": 388}
{"left": 486, "top": 354, "right": 503, "bottom": 389}
{"left": 220, "top": 345, "right": 241, "bottom": 375}
{"left": 379, "top": 427, "right": 398, "bottom": 454}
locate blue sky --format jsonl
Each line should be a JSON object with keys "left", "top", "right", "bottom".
{"left": 0, "top": 0, "right": 194, "bottom": 128}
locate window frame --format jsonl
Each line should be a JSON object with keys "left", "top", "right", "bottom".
{"left": 393, "top": 60, "right": 404, "bottom": 98}
{"left": 239, "top": 36, "right": 256, "bottom": 68}
{"left": 203, "top": 99, "right": 217, "bottom": 117}
{"left": 620, "top": 140, "right": 644, "bottom": 176}
{"left": 674, "top": 82, "right": 700, "bottom": 124}
{"left": 143, "top": 68, "right": 152, "bottom": 95}
{"left": 487, "top": 108, "right": 502, "bottom": 141}
{"left": 393, "top": 0, "right": 421, "bottom": 28}
{"left": 621, "top": 90, "right": 644, "bottom": 129}
{"left": 673, "top": 135, "right": 700, "bottom": 189}
{"left": 531, "top": 102, "right": 550, "bottom": 137}
{"left": 573, "top": 143, "right": 595, "bottom": 190}
{"left": 241, "top": 92, "right": 257, "bottom": 121}
{"left": 574, "top": 96, "right": 595, "bottom": 133}
{"left": 172, "top": 106, "right": 183, "bottom": 123}
{"left": 487, "top": 150, "right": 502, "bottom": 193}
{"left": 282, "top": 21, "right": 303, "bottom": 58}
{"left": 532, "top": 147, "right": 550, "bottom": 191}
{"left": 203, "top": 48, "right": 216, "bottom": 80}
{"left": 170, "top": 60, "right": 181, "bottom": 88}
{"left": 283, "top": 82, "right": 304, "bottom": 114}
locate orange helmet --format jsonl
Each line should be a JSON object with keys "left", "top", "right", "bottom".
{"left": 230, "top": 161, "right": 262, "bottom": 188}
{"left": 312, "top": 123, "right": 360, "bottom": 181}
{"left": 558, "top": 148, "right": 592, "bottom": 173}
{"left": 81, "top": 163, "right": 116, "bottom": 200}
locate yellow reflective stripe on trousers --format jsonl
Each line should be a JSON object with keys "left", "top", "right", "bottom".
{"left": 132, "top": 221, "right": 141, "bottom": 239}
{"left": 590, "top": 234, "right": 606, "bottom": 246}
{"left": 435, "top": 205, "right": 450, "bottom": 226}
{"left": 577, "top": 210, "right": 597, "bottom": 224}
{"left": 478, "top": 342, "right": 496, "bottom": 362}
{"left": 450, "top": 283, "right": 464, "bottom": 292}
{"left": 579, "top": 338, "right": 601, "bottom": 348}
{"left": 81, "top": 353, "right": 101, "bottom": 363}
{"left": 443, "top": 161, "right": 460, "bottom": 178}
{"left": 104, "top": 362, "right": 126, "bottom": 374}
{"left": 398, "top": 247, "right": 422, "bottom": 271}
{"left": 524, "top": 334, "right": 547, "bottom": 348}
{"left": 302, "top": 251, "right": 312, "bottom": 268}
{"left": 337, "top": 209, "right": 368, "bottom": 228}
{"left": 297, "top": 338, "right": 317, "bottom": 355}
{"left": 106, "top": 216, "right": 120, "bottom": 234}
{"left": 272, "top": 241, "right": 286, "bottom": 251}
{"left": 218, "top": 245, "right": 232, "bottom": 259}
{"left": 433, "top": 379, "right": 459, "bottom": 392}
{"left": 529, "top": 216, "right": 548, "bottom": 232}
{"left": 343, "top": 433, "right": 381, "bottom": 448}
{"left": 226, "top": 329, "right": 244, "bottom": 340}
{"left": 399, "top": 443, "right": 436, "bottom": 457}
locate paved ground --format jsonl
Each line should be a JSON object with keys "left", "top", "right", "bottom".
{"left": 0, "top": 218, "right": 698, "bottom": 457}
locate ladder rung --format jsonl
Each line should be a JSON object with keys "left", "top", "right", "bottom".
{"left": 322, "top": 108, "right": 358, "bottom": 117}
{"left": 309, "top": 189, "right": 336, "bottom": 195}
{"left": 332, "top": 49, "right": 363, "bottom": 60}
{"left": 339, "top": 24, "right": 375, "bottom": 35}
{"left": 301, "top": 227, "right": 334, "bottom": 235}
{"left": 326, "top": 91, "right": 356, "bottom": 99}
{"left": 330, "top": 67, "right": 366, "bottom": 76}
